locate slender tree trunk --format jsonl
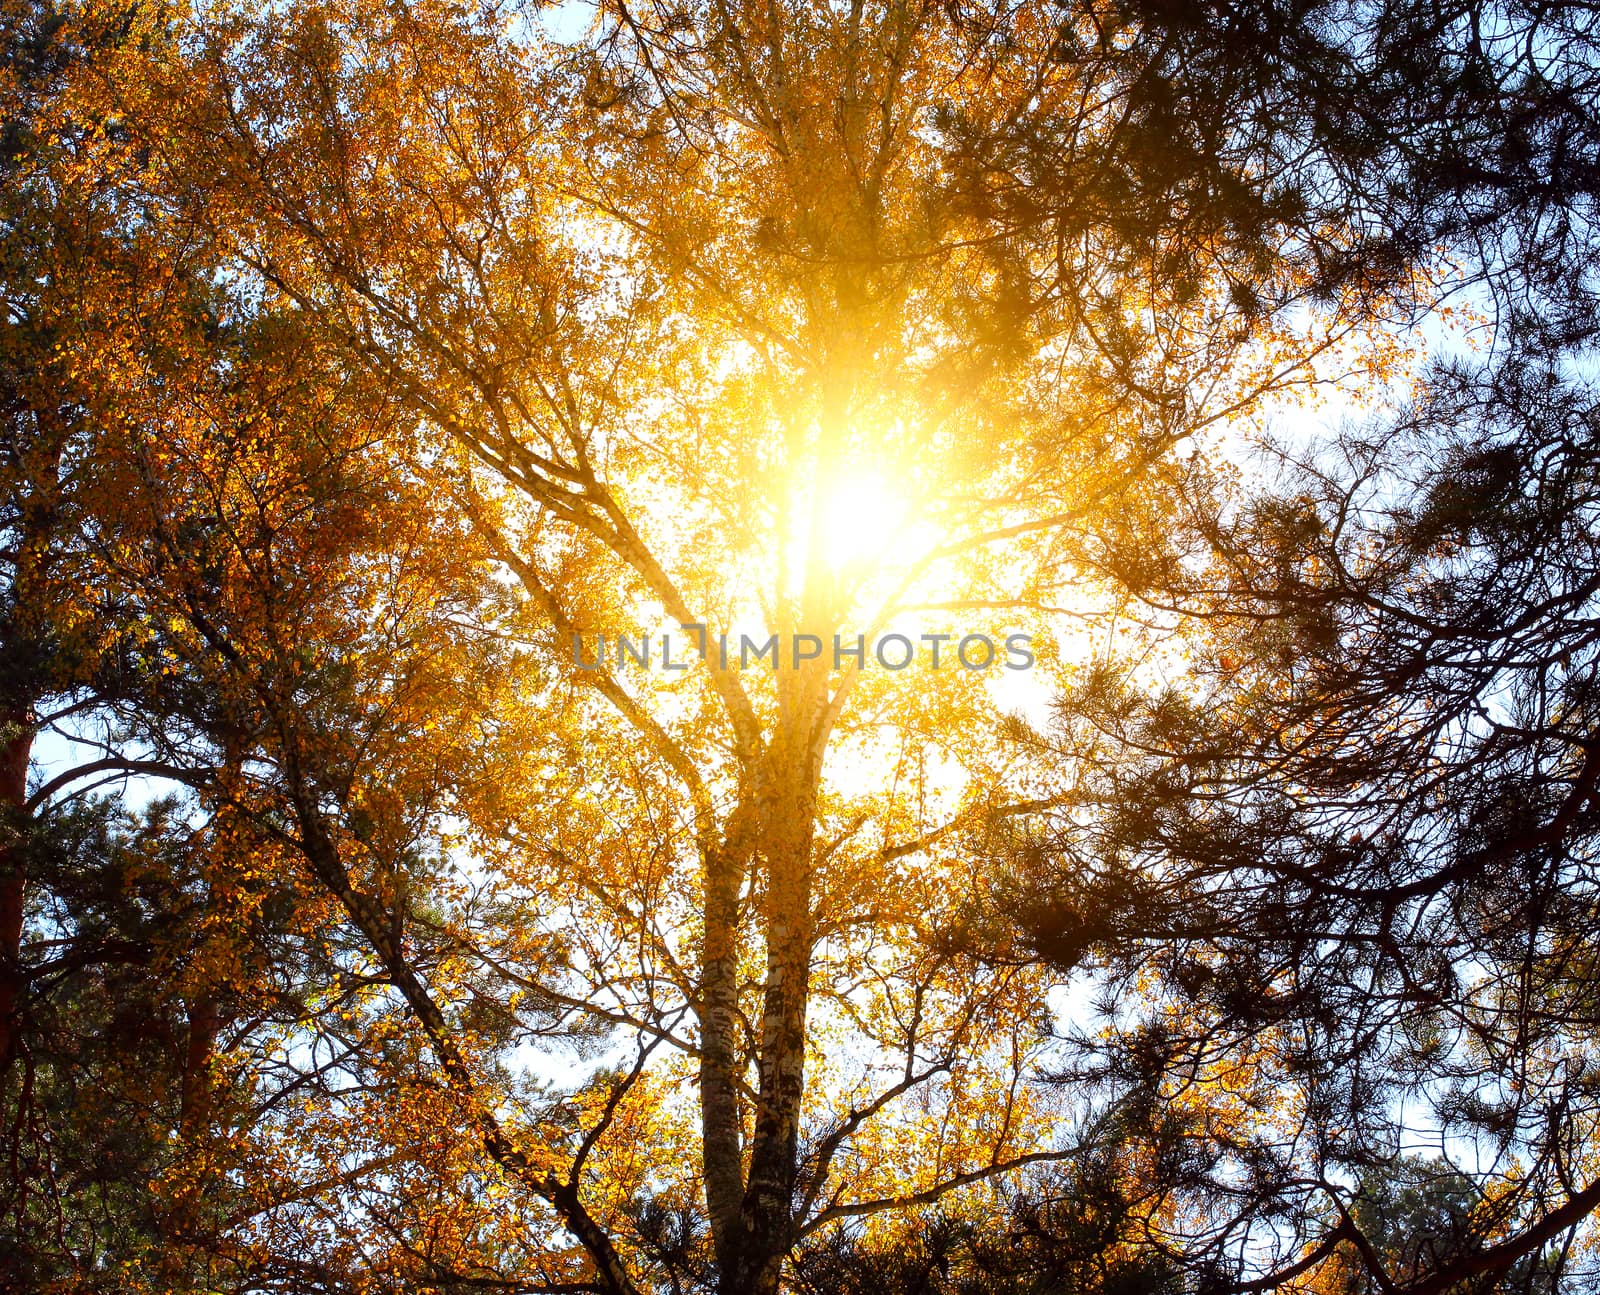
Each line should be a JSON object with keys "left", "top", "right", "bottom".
{"left": 180, "top": 995, "right": 221, "bottom": 1131}
{"left": 703, "top": 354, "right": 858, "bottom": 1291}
{"left": 702, "top": 656, "right": 827, "bottom": 1295}
{"left": 0, "top": 714, "right": 32, "bottom": 1073}
{"left": 0, "top": 428, "right": 62, "bottom": 1075}
{"left": 160, "top": 994, "right": 224, "bottom": 1281}
{"left": 701, "top": 803, "right": 756, "bottom": 1272}
{"left": 740, "top": 761, "right": 817, "bottom": 1295}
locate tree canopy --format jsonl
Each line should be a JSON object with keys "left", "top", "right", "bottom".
{"left": 3, "top": 0, "right": 1600, "bottom": 1292}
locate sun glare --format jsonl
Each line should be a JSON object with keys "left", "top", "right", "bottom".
{"left": 817, "top": 472, "right": 910, "bottom": 572}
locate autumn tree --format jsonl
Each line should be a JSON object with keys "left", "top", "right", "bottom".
{"left": 4, "top": 199, "right": 532, "bottom": 1290}
{"left": 1, "top": 0, "right": 107, "bottom": 1080}
{"left": 3, "top": 9, "right": 514, "bottom": 1280}
{"left": 0, "top": 5, "right": 248, "bottom": 1279}
{"left": 11, "top": 0, "right": 1597, "bottom": 1292}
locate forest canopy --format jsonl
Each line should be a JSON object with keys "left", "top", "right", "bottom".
{"left": 3, "top": 0, "right": 1600, "bottom": 1292}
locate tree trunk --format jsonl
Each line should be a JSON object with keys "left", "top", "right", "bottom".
{"left": 702, "top": 661, "right": 827, "bottom": 1295}
{"left": 701, "top": 803, "right": 756, "bottom": 1273}
{"left": 180, "top": 995, "right": 222, "bottom": 1131}
{"left": 0, "top": 713, "right": 32, "bottom": 1073}
{"left": 739, "top": 766, "right": 817, "bottom": 1295}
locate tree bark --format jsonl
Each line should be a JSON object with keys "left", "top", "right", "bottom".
{"left": 701, "top": 800, "right": 757, "bottom": 1273}
{"left": 703, "top": 647, "right": 829, "bottom": 1295}
{"left": 738, "top": 766, "right": 817, "bottom": 1295}
{"left": 180, "top": 994, "right": 222, "bottom": 1131}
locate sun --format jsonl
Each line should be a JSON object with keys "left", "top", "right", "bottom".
{"left": 816, "top": 471, "right": 911, "bottom": 572}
